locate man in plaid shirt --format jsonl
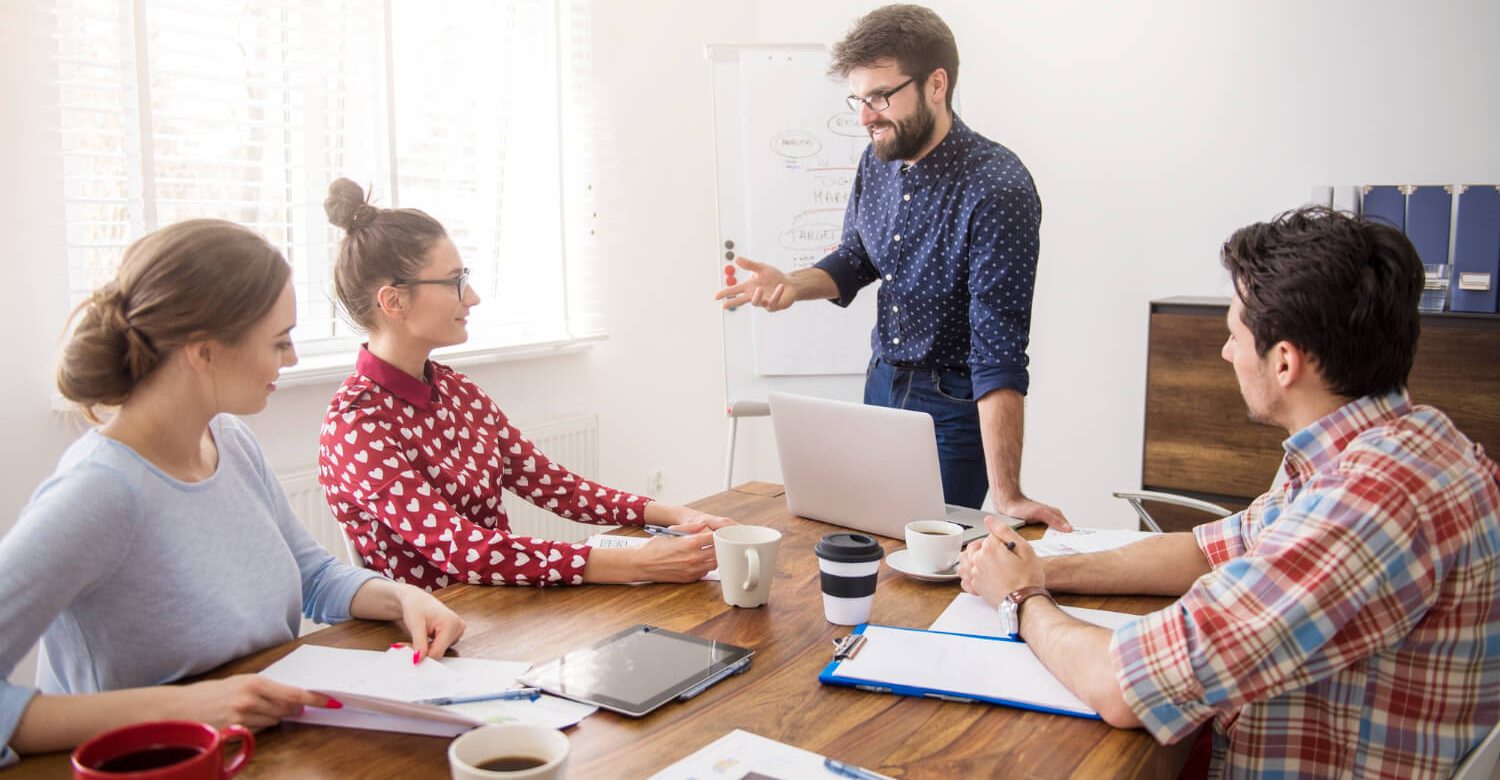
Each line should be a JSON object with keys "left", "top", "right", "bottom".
{"left": 959, "top": 207, "right": 1500, "bottom": 778}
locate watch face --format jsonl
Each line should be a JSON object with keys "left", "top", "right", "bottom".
{"left": 999, "top": 600, "right": 1019, "bottom": 637}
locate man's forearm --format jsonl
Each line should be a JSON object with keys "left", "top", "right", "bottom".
{"left": 976, "top": 389, "right": 1024, "bottom": 502}
{"left": 787, "top": 267, "right": 839, "bottom": 302}
{"left": 1022, "top": 600, "right": 1140, "bottom": 728}
{"left": 1045, "top": 533, "right": 1212, "bottom": 596}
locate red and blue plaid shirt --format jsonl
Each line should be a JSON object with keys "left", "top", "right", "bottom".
{"left": 1111, "top": 391, "right": 1500, "bottom": 778}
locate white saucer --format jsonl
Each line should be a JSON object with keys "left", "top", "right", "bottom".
{"left": 887, "top": 549, "right": 960, "bottom": 582}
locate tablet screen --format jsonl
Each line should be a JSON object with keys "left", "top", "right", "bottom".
{"left": 520, "top": 625, "right": 753, "bottom": 717}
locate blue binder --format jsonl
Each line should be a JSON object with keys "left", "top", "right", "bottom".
{"left": 818, "top": 623, "right": 1102, "bottom": 720}
{"left": 1452, "top": 186, "right": 1500, "bottom": 313}
{"left": 1406, "top": 186, "right": 1453, "bottom": 268}
{"left": 1362, "top": 185, "right": 1406, "bottom": 231}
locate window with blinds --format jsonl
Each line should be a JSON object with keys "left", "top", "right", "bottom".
{"left": 52, "top": 0, "right": 588, "bottom": 358}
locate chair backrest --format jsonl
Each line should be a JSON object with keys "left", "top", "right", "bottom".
{"left": 340, "top": 531, "right": 364, "bottom": 569}
{"left": 1452, "top": 721, "right": 1500, "bottom": 780}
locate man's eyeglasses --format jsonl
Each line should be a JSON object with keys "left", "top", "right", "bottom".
{"left": 393, "top": 267, "right": 470, "bottom": 298}
{"left": 845, "top": 76, "right": 916, "bottom": 114}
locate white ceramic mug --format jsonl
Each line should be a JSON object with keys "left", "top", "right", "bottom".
{"left": 904, "top": 520, "right": 963, "bottom": 573}
{"left": 448, "top": 724, "right": 569, "bottom": 780}
{"left": 713, "top": 525, "right": 782, "bottom": 607}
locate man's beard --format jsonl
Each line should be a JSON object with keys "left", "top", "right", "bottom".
{"left": 869, "top": 97, "right": 936, "bottom": 163}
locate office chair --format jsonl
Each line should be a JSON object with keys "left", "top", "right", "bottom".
{"left": 1114, "top": 462, "right": 1288, "bottom": 533}
{"left": 1110, "top": 491, "right": 1233, "bottom": 533}
{"left": 340, "top": 531, "right": 365, "bottom": 570}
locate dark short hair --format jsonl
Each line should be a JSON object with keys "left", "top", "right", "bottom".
{"left": 1220, "top": 206, "right": 1424, "bottom": 399}
{"left": 829, "top": 4, "right": 959, "bottom": 113}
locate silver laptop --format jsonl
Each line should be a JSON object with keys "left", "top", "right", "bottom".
{"left": 768, "top": 392, "right": 1024, "bottom": 545}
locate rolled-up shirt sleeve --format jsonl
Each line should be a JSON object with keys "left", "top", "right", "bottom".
{"left": 0, "top": 684, "right": 36, "bottom": 767}
{"left": 967, "top": 182, "right": 1040, "bottom": 399}
{"left": 1109, "top": 473, "right": 1431, "bottom": 745}
{"left": 814, "top": 165, "right": 878, "bottom": 308}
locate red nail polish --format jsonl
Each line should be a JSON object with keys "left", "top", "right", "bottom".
{"left": 413, "top": 651, "right": 422, "bottom": 665}
{"left": 325, "top": 697, "right": 344, "bottom": 709}
{"left": 390, "top": 642, "right": 406, "bottom": 649}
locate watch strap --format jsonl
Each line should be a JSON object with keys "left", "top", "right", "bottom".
{"left": 1005, "top": 586, "right": 1055, "bottom": 636}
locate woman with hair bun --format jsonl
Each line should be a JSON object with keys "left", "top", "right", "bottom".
{"left": 320, "top": 179, "right": 732, "bottom": 590}
{"left": 0, "top": 219, "right": 465, "bottom": 767}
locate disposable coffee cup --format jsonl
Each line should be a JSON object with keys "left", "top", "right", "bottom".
{"left": 815, "top": 533, "right": 884, "bottom": 626}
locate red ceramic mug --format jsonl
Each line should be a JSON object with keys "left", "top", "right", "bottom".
{"left": 71, "top": 720, "right": 254, "bottom": 779}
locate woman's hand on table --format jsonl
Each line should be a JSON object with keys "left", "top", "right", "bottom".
{"left": 396, "top": 584, "right": 467, "bottom": 663}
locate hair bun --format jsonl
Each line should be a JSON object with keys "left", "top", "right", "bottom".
{"left": 324, "top": 178, "right": 376, "bottom": 232}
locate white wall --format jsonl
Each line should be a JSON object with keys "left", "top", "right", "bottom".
{"left": 0, "top": 0, "right": 756, "bottom": 686}
{"left": 737, "top": 0, "right": 1500, "bottom": 525}
{"left": 4, "top": 0, "right": 1498, "bottom": 688}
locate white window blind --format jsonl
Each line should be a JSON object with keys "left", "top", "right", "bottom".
{"left": 51, "top": 0, "right": 599, "bottom": 360}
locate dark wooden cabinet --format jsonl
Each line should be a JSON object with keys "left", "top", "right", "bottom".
{"left": 1140, "top": 297, "right": 1500, "bottom": 532}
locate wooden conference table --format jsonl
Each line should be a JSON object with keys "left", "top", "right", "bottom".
{"left": 17, "top": 483, "right": 1192, "bottom": 778}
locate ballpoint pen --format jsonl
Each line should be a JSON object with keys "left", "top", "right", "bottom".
{"left": 822, "top": 757, "right": 890, "bottom": 780}
{"left": 643, "top": 524, "right": 690, "bottom": 537}
{"left": 416, "top": 688, "right": 542, "bottom": 706}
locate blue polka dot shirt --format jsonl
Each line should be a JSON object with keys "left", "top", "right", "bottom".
{"left": 814, "top": 116, "right": 1042, "bottom": 398}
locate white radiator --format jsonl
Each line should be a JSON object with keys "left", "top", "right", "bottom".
{"left": 500, "top": 415, "right": 608, "bottom": 543}
{"left": 276, "top": 414, "right": 609, "bottom": 568}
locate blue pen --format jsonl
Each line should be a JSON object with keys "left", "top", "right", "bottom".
{"left": 823, "top": 757, "right": 889, "bottom": 780}
{"left": 416, "top": 687, "right": 541, "bottom": 706}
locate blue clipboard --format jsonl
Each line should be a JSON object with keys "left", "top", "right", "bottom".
{"left": 817, "top": 623, "right": 1102, "bottom": 721}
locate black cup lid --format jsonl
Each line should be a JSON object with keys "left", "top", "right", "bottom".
{"left": 815, "top": 532, "right": 884, "bottom": 563}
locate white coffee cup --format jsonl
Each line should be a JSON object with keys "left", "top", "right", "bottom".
{"left": 904, "top": 520, "right": 963, "bottom": 573}
{"left": 713, "top": 525, "right": 782, "bottom": 608}
{"left": 448, "top": 724, "right": 569, "bottom": 780}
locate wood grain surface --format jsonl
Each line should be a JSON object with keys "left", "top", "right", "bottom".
{"left": 1142, "top": 300, "right": 1500, "bottom": 532}
{"left": 13, "top": 484, "right": 1190, "bottom": 779}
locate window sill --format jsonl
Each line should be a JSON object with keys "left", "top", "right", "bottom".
{"left": 50, "top": 334, "right": 607, "bottom": 412}
{"left": 274, "top": 333, "right": 608, "bottom": 389}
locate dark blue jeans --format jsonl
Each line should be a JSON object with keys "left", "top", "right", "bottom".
{"left": 863, "top": 357, "right": 988, "bottom": 509}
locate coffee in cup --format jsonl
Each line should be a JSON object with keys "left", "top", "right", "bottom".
{"left": 449, "top": 724, "right": 569, "bottom": 780}
{"left": 904, "top": 520, "right": 963, "bottom": 573}
{"left": 71, "top": 720, "right": 254, "bottom": 779}
{"left": 815, "top": 532, "right": 884, "bottom": 625}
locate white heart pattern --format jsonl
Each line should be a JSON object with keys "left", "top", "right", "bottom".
{"left": 320, "top": 367, "right": 654, "bottom": 589}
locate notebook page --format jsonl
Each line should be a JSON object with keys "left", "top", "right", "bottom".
{"left": 929, "top": 592, "right": 1139, "bottom": 637}
{"left": 261, "top": 645, "right": 529, "bottom": 702}
{"left": 832, "top": 626, "right": 1096, "bottom": 716}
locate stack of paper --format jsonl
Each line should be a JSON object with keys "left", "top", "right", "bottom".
{"left": 823, "top": 625, "right": 1097, "bottom": 718}
{"left": 649, "top": 729, "right": 890, "bottom": 780}
{"left": 929, "top": 592, "right": 1139, "bottom": 638}
{"left": 1030, "top": 527, "right": 1159, "bottom": 557}
{"left": 260, "top": 646, "right": 595, "bottom": 736}
{"left": 586, "top": 533, "right": 720, "bottom": 581}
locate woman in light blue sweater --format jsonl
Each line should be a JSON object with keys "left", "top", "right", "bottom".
{"left": 0, "top": 220, "right": 466, "bottom": 766}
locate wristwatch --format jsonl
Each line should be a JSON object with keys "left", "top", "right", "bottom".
{"left": 997, "top": 586, "right": 1054, "bottom": 639}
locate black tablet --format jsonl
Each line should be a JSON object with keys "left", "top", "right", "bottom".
{"left": 518, "top": 625, "right": 754, "bottom": 718}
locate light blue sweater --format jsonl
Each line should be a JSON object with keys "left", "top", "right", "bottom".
{"left": 0, "top": 415, "right": 380, "bottom": 766}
